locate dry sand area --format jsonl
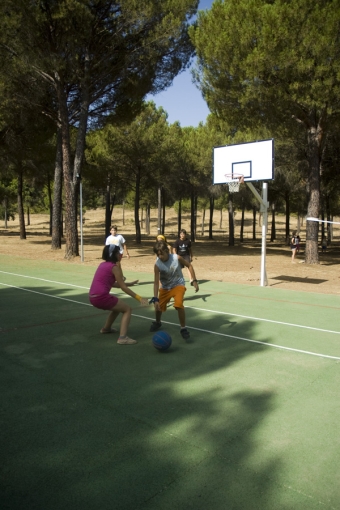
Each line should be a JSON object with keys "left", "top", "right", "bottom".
{"left": 1, "top": 207, "right": 339, "bottom": 295}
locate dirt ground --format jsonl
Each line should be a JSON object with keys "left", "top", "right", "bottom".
{"left": 1, "top": 207, "right": 339, "bottom": 295}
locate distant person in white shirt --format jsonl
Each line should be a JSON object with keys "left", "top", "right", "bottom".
{"left": 105, "top": 225, "right": 130, "bottom": 259}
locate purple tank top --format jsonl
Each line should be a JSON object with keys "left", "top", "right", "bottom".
{"left": 89, "top": 262, "right": 116, "bottom": 295}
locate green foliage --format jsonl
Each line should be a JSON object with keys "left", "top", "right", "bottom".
{"left": 191, "top": 0, "right": 340, "bottom": 132}
{"left": 1, "top": 0, "right": 200, "bottom": 253}
{"left": 86, "top": 101, "right": 170, "bottom": 202}
{"left": 173, "top": 199, "right": 191, "bottom": 214}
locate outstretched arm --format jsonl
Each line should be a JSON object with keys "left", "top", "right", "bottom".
{"left": 113, "top": 279, "right": 139, "bottom": 287}
{"left": 112, "top": 266, "right": 148, "bottom": 305}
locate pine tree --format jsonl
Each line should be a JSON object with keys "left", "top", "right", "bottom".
{"left": 191, "top": 0, "right": 340, "bottom": 263}
{"left": 1, "top": 0, "right": 198, "bottom": 257}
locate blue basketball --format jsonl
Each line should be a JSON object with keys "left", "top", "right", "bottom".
{"left": 152, "top": 331, "right": 172, "bottom": 351}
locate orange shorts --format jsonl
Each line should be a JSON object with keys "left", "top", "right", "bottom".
{"left": 159, "top": 285, "right": 186, "bottom": 312}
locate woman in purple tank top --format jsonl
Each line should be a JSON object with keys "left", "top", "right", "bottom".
{"left": 89, "top": 244, "right": 149, "bottom": 344}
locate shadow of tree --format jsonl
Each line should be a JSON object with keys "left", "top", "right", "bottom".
{"left": 0, "top": 284, "right": 284, "bottom": 510}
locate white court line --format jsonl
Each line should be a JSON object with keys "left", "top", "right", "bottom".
{"left": 186, "top": 306, "right": 340, "bottom": 336}
{"left": 1, "top": 271, "right": 340, "bottom": 335}
{"left": 0, "top": 283, "right": 91, "bottom": 307}
{"left": 0, "top": 270, "right": 89, "bottom": 289}
{"left": 1, "top": 281, "right": 340, "bottom": 360}
{"left": 133, "top": 314, "right": 340, "bottom": 361}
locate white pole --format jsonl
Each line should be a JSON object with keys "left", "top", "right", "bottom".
{"left": 79, "top": 179, "right": 84, "bottom": 262}
{"left": 260, "top": 182, "right": 268, "bottom": 286}
{"left": 245, "top": 182, "right": 269, "bottom": 287}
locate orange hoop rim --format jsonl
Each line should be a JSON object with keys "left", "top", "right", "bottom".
{"left": 224, "top": 173, "right": 245, "bottom": 183}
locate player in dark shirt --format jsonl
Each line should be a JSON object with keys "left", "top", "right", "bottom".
{"left": 173, "top": 229, "right": 194, "bottom": 283}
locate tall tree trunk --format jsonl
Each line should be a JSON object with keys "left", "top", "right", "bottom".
{"left": 56, "top": 67, "right": 89, "bottom": 258}
{"left": 270, "top": 203, "right": 276, "bottom": 242}
{"left": 57, "top": 81, "right": 78, "bottom": 258}
{"left": 228, "top": 194, "right": 234, "bottom": 246}
{"left": 110, "top": 191, "right": 116, "bottom": 220}
{"left": 285, "top": 191, "right": 290, "bottom": 244}
{"left": 51, "top": 128, "right": 63, "bottom": 249}
{"left": 208, "top": 196, "right": 214, "bottom": 240}
{"left": 105, "top": 174, "right": 111, "bottom": 239}
{"left": 201, "top": 209, "right": 205, "bottom": 236}
{"left": 326, "top": 194, "right": 331, "bottom": 243}
{"left": 47, "top": 171, "right": 53, "bottom": 236}
{"left": 305, "top": 121, "right": 323, "bottom": 264}
{"left": 177, "top": 199, "right": 182, "bottom": 236}
{"left": 190, "top": 187, "right": 195, "bottom": 242}
{"left": 135, "top": 167, "right": 141, "bottom": 243}
{"left": 157, "top": 186, "right": 162, "bottom": 238}
{"left": 162, "top": 188, "right": 166, "bottom": 235}
{"left": 240, "top": 199, "right": 245, "bottom": 242}
{"left": 252, "top": 206, "right": 256, "bottom": 240}
{"left": 146, "top": 203, "right": 150, "bottom": 235}
{"left": 17, "top": 166, "right": 26, "bottom": 240}
{"left": 321, "top": 209, "right": 325, "bottom": 243}
{"left": 3, "top": 197, "right": 8, "bottom": 229}
{"left": 194, "top": 195, "right": 198, "bottom": 238}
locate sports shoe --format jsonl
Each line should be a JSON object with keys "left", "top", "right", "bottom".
{"left": 117, "top": 336, "right": 137, "bottom": 345}
{"left": 150, "top": 321, "right": 162, "bottom": 332}
{"left": 180, "top": 328, "right": 190, "bottom": 340}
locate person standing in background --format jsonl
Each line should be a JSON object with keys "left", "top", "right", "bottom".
{"left": 173, "top": 229, "right": 194, "bottom": 283}
{"left": 291, "top": 230, "right": 298, "bottom": 262}
{"left": 106, "top": 225, "right": 130, "bottom": 259}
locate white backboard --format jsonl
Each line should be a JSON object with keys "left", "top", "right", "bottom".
{"left": 213, "top": 139, "right": 274, "bottom": 184}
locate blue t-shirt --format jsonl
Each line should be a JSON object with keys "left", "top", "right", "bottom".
{"left": 156, "top": 254, "right": 185, "bottom": 290}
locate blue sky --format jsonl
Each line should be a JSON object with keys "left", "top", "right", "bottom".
{"left": 147, "top": 0, "right": 214, "bottom": 127}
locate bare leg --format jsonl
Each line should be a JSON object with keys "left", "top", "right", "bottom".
{"left": 102, "top": 299, "right": 136, "bottom": 343}
{"left": 176, "top": 307, "right": 186, "bottom": 328}
{"left": 155, "top": 310, "right": 162, "bottom": 323}
{"left": 111, "top": 299, "right": 132, "bottom": 337}
{"left": 102, "top": 310, "right": 120, "bottom": 332}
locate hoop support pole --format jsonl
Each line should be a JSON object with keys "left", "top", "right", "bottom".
{"left": 246, "top": 182, "right": 269, "bottom": 287}
{"left": 260, "top": 183, "right": 268, "bottom": 287}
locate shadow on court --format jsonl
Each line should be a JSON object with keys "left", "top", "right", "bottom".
{"left": 271, "top": 275, "right": 328, "bottom": 285}
{"left": 1, "top": 276, "right": 339, "bottom": 510}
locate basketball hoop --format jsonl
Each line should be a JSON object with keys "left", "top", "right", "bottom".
{"left": 224, "top": 173, "right": 244, "bottom": 193}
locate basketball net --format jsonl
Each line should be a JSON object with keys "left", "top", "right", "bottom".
{"left": 224, "top": 174, "right": 244, "bottom": 193}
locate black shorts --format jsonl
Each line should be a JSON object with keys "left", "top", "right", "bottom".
{"left": 179, "top": 254, "right": 190, "bottom": 266}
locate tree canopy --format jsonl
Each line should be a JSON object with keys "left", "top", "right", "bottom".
{"left": 0, "top": 0, "right": 199, "bottom": 257}
{"left": 190, "top": 0, "right": 340, "bottom": 262}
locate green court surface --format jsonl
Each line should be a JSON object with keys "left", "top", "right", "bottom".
{"left": 1, "top": 254, "right": 340, "bottom": 510}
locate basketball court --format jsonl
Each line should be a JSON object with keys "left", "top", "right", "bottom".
{"left": 1, "top": 253, "right": 340, "bottom": 510}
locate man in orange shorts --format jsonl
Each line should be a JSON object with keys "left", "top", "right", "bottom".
{"left": 150, "top": 240, "right": 199, "bottom": 340}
